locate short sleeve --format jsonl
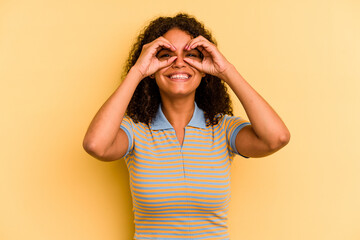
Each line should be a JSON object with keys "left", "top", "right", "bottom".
{"left": 119, "top": 116, "right": 134, "bottom": 157}
{"left": 222, "top": 115, "right": 251, "bottom": 158}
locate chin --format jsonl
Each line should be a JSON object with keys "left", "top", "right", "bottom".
{"left": 160, "top": 89, "right": 196, "bottom": 98}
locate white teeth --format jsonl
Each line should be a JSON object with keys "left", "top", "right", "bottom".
{"left": 169, "top": 74, "right": 190, "bottom": 79}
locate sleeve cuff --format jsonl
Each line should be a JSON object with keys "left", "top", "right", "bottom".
{"left": 230, "top": 122, "right": 251, "bottom": 158}
{"left": 120, "top": 125, "right": 133, "bottom": 157}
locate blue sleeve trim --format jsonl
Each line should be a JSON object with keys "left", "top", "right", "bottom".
{"left": 120, "top": 125, "right": 133, "bottom": 157}
{"left": 230, "top": 122, "right": 251, "bottom": 158}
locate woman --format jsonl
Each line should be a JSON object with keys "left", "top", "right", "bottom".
{"left": 83, "top": 13, "right": 290, "bottom": 240}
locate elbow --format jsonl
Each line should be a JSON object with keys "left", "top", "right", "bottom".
{"left": 268, "top": 129, "right": 291, "bottom": 152}
{"left": 83, "top": 138, "right": 106, "bottom": 160}
{"left": 279, "top": 130, "right": 291, "bottom": 147}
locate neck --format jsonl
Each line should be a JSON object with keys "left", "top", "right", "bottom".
{"left": 160, "top": 96, "right": 195, "bottom": 129}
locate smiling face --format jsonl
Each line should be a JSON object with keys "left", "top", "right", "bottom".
{"left": 154, "top": 28, "right": 205, "bottom": 100}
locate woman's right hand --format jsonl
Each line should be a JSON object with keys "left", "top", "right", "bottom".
{"left": 132, "top": 37, "right": 177, "bottom": 79}
{"left": 83, "top": 38, "right": 177, "bottom": 161}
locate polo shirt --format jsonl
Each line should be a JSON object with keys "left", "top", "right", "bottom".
{"left": 120, "top": 103, "right": 251, "bottom": 240}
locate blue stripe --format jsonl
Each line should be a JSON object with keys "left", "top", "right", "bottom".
{"left": 135, "top": 227, "right": 227, "bottom": 232}
{"left": 131, "top": 179, "right": 229, "bottom": 185}
{"left": 132, "top": 190, "right": 229, "bottom": 196}
{"left": 132, "top": 195, "right": 228, "bottom": 201}
{"left": 134, "top": 208, "right": 227, "bottom": 213}
{"left": 134, "top": 144, "right": 181, "bottom": 154}
{"left": 135, "top": 222, "right": 223, "bottom": 227}
{"left": 134, "top": 199, "right": 229, "bottom": 206}
{"left": 135, "top": 218, "right": 226, "bottom": 223}
{"left": 130, "top": 175, "right": 230, "bottom": 182}
{"left": 134, "top": 212, "right": 228, "bottom": 218}
{"left": 132, "top": 185, "right": 229, "bottom": 191}
{"left": 120, "top": 113, "right": 250, "bottom": 239}
{"left": 134, "top": 229, "right": 228, "bottom": 236}
{"left": 130, "top": 174, "right": 185, "bottom": 180}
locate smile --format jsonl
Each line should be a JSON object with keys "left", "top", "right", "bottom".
{"left": 168, "top": 74, "right": 191, "bottom": 80}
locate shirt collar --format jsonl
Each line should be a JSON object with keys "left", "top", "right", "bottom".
{"left": 150, "top": 102, "right": 206, "bottom": 130}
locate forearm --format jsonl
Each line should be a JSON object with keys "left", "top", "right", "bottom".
{"left": 221, "top": 65, "right": 290, "bottom": 149}
{"left": 83, "top": 67, "right": 142, "bottom": 154}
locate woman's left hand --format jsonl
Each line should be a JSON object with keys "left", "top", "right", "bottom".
{"left": 183, "top": 36, "right": 232, "bottom": 79}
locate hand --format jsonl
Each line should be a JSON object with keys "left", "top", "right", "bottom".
{"left": 183, "top": 36, "right": 232, "bottom": 79}
{"left": 132, "top": 37, "right": 177, "bottom": 79}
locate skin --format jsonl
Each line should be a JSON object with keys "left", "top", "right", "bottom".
{"left": 83, "top": 27, "right": 290, "bottom": 161}
{"left": 153, "top": 29, "right": 206, "bottom": 145}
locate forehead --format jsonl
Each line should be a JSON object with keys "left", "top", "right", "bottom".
{"left": 162, "top": 28, "right": 192, "bottom": 47}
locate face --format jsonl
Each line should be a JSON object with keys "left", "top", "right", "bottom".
{"left": 154, "top": 28, "right": 205, "bottom": 99}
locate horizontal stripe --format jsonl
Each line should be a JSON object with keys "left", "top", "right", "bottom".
{"left": 132, "top": 194, "right": 229, "bottom": 201}
{"left": 121, "top": 111, "right": 250, "bottom": 239}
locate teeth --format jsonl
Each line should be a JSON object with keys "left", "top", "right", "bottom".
{"left": 169, "top": 74, "right": 190, "bottom": 79}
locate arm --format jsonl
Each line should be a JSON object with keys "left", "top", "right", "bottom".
{"left": 83, "top": 38, "right": 177, "bottom": 161}
{"left": 221, "top": 65, "right": 290, "bottom": 157}
{"left": 82, "top": 68, "right": 142, "bottom": 161}
{"left": 184, "top": 37, "right": 290, "bottom": 158}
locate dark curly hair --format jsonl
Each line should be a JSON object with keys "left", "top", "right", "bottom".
{"left": 123, "top": 13, "right": 233, "bottom": 126}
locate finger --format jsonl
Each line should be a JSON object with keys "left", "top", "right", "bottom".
{"left": 196, "top": 46, "right": 211, "bottom": 58}
{"left": 191, "top": 41, "right": 225, "bottom": 62}
{"left": 152, "top": 42, "right": 176, "bottom": 59}
{"left": 158, "top": 56, "right": 177, "bottom": 69}
{"left": 185, "top": 36, "right": 211, "bottom": 50}
{"left": 184, "top": 39, "right": 212, "bottom": 59}
{"left": 188, "top": 40, "right": 214, "bottom": 53}
{"left": 185, "top": 35, "right": 207, "bottom": 47}
{"left": 153, "top": 42, "right": 175, "bottom": 55}
{"left": 155, "top": 37, "right": 176, "bottom": 51}
{"left": 183, "top": 57, "right": 203, "bottom": 71}
{"left": 187, "top": 41, "right": 217, "bottom": 60}
{"left": 143, "top": 39, "right": 175, "bottom": 58}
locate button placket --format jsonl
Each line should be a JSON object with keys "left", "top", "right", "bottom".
{"left": 182, "top": 127, "right": 191, "bottom": 237}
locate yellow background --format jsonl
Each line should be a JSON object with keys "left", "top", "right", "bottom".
{"left": 1, "top": 0, "right": 359, "bottom": 239}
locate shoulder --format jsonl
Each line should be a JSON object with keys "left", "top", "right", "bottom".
{"left": 215, "top": 114, "right": 251, "bottom": 135}
{"left": 221, "top": 114, "right": 249, "bottom": 124}
{"left": 214, "top": 114, "right": 247, "bottom": 125}
{"left": 121, "top": 115, "right": 151, "bottom": 132}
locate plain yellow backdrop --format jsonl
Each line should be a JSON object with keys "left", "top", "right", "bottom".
{"left": 1, "top": 0, "right": 359, "bottom": 239}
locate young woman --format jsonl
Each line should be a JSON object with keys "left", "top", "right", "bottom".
{"left": 83, "top": 13, "right": 290, "bottom": 240}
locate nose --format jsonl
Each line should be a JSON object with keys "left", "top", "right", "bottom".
{"left": 172, "top": 55, "right": 186, "bottom": 68}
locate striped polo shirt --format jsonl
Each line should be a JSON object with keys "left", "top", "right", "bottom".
{"left": 120, "top": 103, "right": 250, "bottom": 240}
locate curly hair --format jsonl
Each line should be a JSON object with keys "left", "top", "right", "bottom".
{"left": 123, "top": 13, "right": 233, "bottom": 126}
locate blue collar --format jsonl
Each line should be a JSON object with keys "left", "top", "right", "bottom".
{"left": 150, "top": 103, "right": 206, "bottom": 130}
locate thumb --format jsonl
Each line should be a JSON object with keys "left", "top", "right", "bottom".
{"left": 159, "top": 56, "right": 177, "bottom": 69}
{"left": 183, "top": 58, "right": 202, "bottom": 71}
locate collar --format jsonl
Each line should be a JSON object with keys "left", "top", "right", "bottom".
{"left": 150, "top": 102, "right": 206, "bottom": 130}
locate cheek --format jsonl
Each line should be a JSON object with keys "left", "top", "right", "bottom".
{"left": 153, "top": 74, "right": 163, "bottom": 86}
{"left": 154, "top": 74, "right": 168, "bottom": 90}
{"left": 154, "top": 77, "right": 161, "bottom": 88}
{"left": 154, "top": 69, "right": 168, "bottom": 80}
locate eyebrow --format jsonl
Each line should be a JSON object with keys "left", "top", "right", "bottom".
{"left": 186, "top": 48, "right": 203, "bottom": 58}
{"left": 156, "top": 48, "right": 203, "bottom": 57}
{"left": 186, "top": 48, "right": 201, "bottom": 53}
{"left": 156, "top": 48, "right": 172, "bottom": 57}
